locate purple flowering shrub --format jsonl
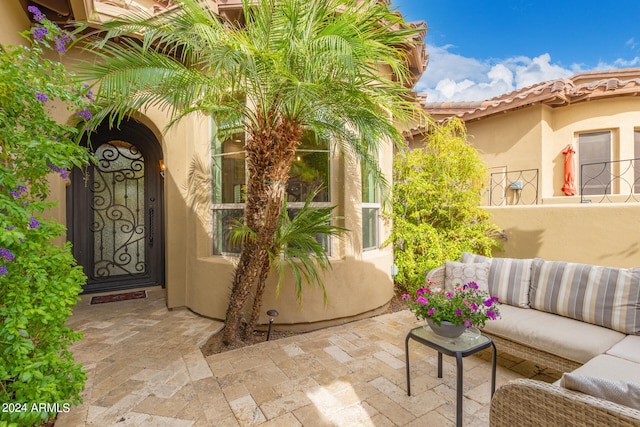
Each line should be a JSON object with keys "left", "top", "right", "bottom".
{"left": 27, "top": 5, "right": 74, "bottom": 53}
{"left": 0, "top": 7, "right": 91, "bottom": 426}
{"left": 403, "top": 279, "right": 501, "bottom": 328}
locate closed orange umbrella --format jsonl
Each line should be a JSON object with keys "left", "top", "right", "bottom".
{"left": 562, "top": 144, "right": 577, "bottom": 196}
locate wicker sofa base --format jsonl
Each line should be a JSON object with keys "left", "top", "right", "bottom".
{"left": 490, "top": 379, "right": 640, "bottom": 427}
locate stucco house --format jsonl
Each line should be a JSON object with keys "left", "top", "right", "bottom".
{"left": 4, "top": 0, "right": 427, "bottom": 328}
{"left": 409, "top": 69, "right": 640, "bottom": 268}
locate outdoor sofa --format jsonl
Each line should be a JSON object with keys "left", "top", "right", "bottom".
{"left": 426, "top": 253, "right": 640, "bottom": 426}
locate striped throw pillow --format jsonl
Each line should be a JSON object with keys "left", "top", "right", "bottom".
{"left": 461, "top": 252, "right": 532, "bottom": 308}
{"left": 531, "top": 258, "right": 640, "bottom": 334}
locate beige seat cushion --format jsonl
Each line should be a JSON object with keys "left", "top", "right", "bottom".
{"left": 606, "top": 335, "right": 640, "bottom": 364}
{"left": 570, "top": 354, "right": 640, "bottom": 384}
{"left": 482, "top": 305, "right": 625, "bottom": 364}
{"left": 560, "top": 371, "right": 640, "bottom": 409}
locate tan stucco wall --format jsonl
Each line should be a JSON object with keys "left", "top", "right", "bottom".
{"left": 469, "top": 100, "right": 640, "bottom": 269}
{"left": 0, "top": 2, "right": 29, "bottom": 47}
{"left": 185, "top": 252, "right": 394, "bottom": 329}
{"left": 39, "top": 81, "right": 396, "bottom": 326}
{"left": 461, "top": 98, "right": 640, "bottom": 201}
{"left": 465, "top": 106, "right": 544, "bottom": 173}
{"left": 417, "top": 95, "right": 640, "bottom": 270}
{"left": 548, "top": 97, "right": 640, "bottom": 198}
{"left": 488, "top": 204, "right": 640, "bottom": 268}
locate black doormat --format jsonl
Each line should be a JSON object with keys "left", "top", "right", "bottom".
{"left": 90, "top": 290, "right": 147, "bottom": 305}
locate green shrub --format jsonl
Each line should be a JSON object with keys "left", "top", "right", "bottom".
{"left": 390, "top": 118, "right": 505, "bottom": 292}
{"left": 0, "top": 7, "right": 90, "bottom": 426}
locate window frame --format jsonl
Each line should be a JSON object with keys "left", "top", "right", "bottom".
{"left": 361, "top": 158, "right": 381, "bottom": 251}
{"left": 577, "top": 130, "right": 612, "bottom": 196}
{"left": 211, "top": 129, "right": 334, "bottom": 256}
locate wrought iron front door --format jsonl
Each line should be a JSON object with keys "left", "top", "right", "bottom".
{"left": 68, "top": 119, "right": 164, "bottom": 293}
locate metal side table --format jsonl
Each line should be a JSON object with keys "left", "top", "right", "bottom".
{"left": 405, "top": 325, "right": 496, "bottom": 427}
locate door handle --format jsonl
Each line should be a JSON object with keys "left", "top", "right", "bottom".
{"left": 148, "top": 206, "right": 154, "bottom": 247}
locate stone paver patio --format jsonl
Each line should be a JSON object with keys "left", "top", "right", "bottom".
{"left": 55, "top": 287, "right": 560, "bottom": 426}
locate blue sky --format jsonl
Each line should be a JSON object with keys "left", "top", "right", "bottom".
{"left": 393, "top": 0, "right": 640, "bottom": 102}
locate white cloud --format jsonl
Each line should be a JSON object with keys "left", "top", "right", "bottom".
{"left": 433, "top": 78, "right": 473, "bottom": 99}
{"left": 487, "top": 63, "right": 513, "bottom": 87}
{"left": 417, "top": 45, "right": 575, "bottom": 102}
{"left": 414, "top": 44, "right": 489, "bottom": 93}
{"left": 512, "top": 53, "right": 573, "bottom": 89}
{"left": 612, "top": 57, "right": 640, "bottom": 68}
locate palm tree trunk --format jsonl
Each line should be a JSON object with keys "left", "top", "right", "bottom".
{"left": 242, "top": 255, "right": 271, "bottom": 342}
{"left": 222, "top": 195, "right": 280, "bottom": 345}
{"left": 222, "top": 239, "right": 263, "bottom": 345}
{"left": 222, "top": 115, "right": 302, "bottom": 346}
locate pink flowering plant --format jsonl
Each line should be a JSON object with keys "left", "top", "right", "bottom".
{"left": 403, "top": 280, "right": 500, "bottom": 328}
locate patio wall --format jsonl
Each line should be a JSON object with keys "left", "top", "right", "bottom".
{"left": 487, "top": 203, "right": 640, "bottom": 268}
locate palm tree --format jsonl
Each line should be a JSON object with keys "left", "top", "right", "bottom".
{"left": 231, "top": 189, "right": 347, "bottom": 341}
{"left": 79, "top": 0, "right": 427, "bottom": 345}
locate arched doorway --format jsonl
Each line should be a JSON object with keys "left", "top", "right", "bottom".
{"left": 68, "top": 118, "right": 164, "bottom": 293}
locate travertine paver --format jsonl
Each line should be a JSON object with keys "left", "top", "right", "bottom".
{"left": 56, "top": 286, "right": 561, "bottom": 426}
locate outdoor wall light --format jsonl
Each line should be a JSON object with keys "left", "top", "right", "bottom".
{"left": 159, "top": 160, "right": 165, "bottom": 178}
{"left": 266, "top": 309, "right": 279, "bottom": 341}
{"left": 509, "top": 180, "right": 523, "bottom": 190}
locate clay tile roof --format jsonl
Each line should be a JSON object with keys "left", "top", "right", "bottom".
{"left": 411, "top": 67, "right": 640, "bottom": 134}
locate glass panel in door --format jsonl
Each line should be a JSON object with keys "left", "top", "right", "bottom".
{"left": 92, "top": 140, "right": 147, "bottom": 278}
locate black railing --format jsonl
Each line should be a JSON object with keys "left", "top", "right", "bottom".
{"left": 489, "top": 169, "right": 539, "bottom": 206}
{"left": 580, "top": 158, "right": 640, "bottom": 203}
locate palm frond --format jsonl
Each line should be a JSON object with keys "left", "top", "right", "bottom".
{"left": 228, "top": 187, "right": 348, "bottom": 305}
{"left": 270, "top": 188, "right": 347, "bottom": 304}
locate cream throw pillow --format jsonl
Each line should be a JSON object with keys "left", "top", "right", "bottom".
{"left": 561, "top": 373, "right": 640, "bottom": 410}
{"left": 444, "top": 260, "right": 490, "bottom": 293}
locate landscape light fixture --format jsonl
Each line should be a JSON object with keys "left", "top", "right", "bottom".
{"left": 266, "top": 309, "right": 279, "bottom": 341}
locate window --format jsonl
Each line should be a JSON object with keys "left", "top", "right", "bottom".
{"left": 361, "top": 161, "right": 379, "bottom": 250}
{"left": 635, "top": 131, "right": 640, "bottom": 193}
{"left": 212, "top": 133, "right": 246, "bottom": 204}
{"left": 578, "top": 131, "right": 611, "bottom": 196}
{"left": 286, "top": 134, "right": 330, "bottom": 203}
{"left": 285, "top": 133, "right": 331, "bottom": 254}
{"left": 211, "top": 129, "right": 331, "bottom": 254}
{"left": 211, "top": 132, "right": 246, "bottom": 254}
